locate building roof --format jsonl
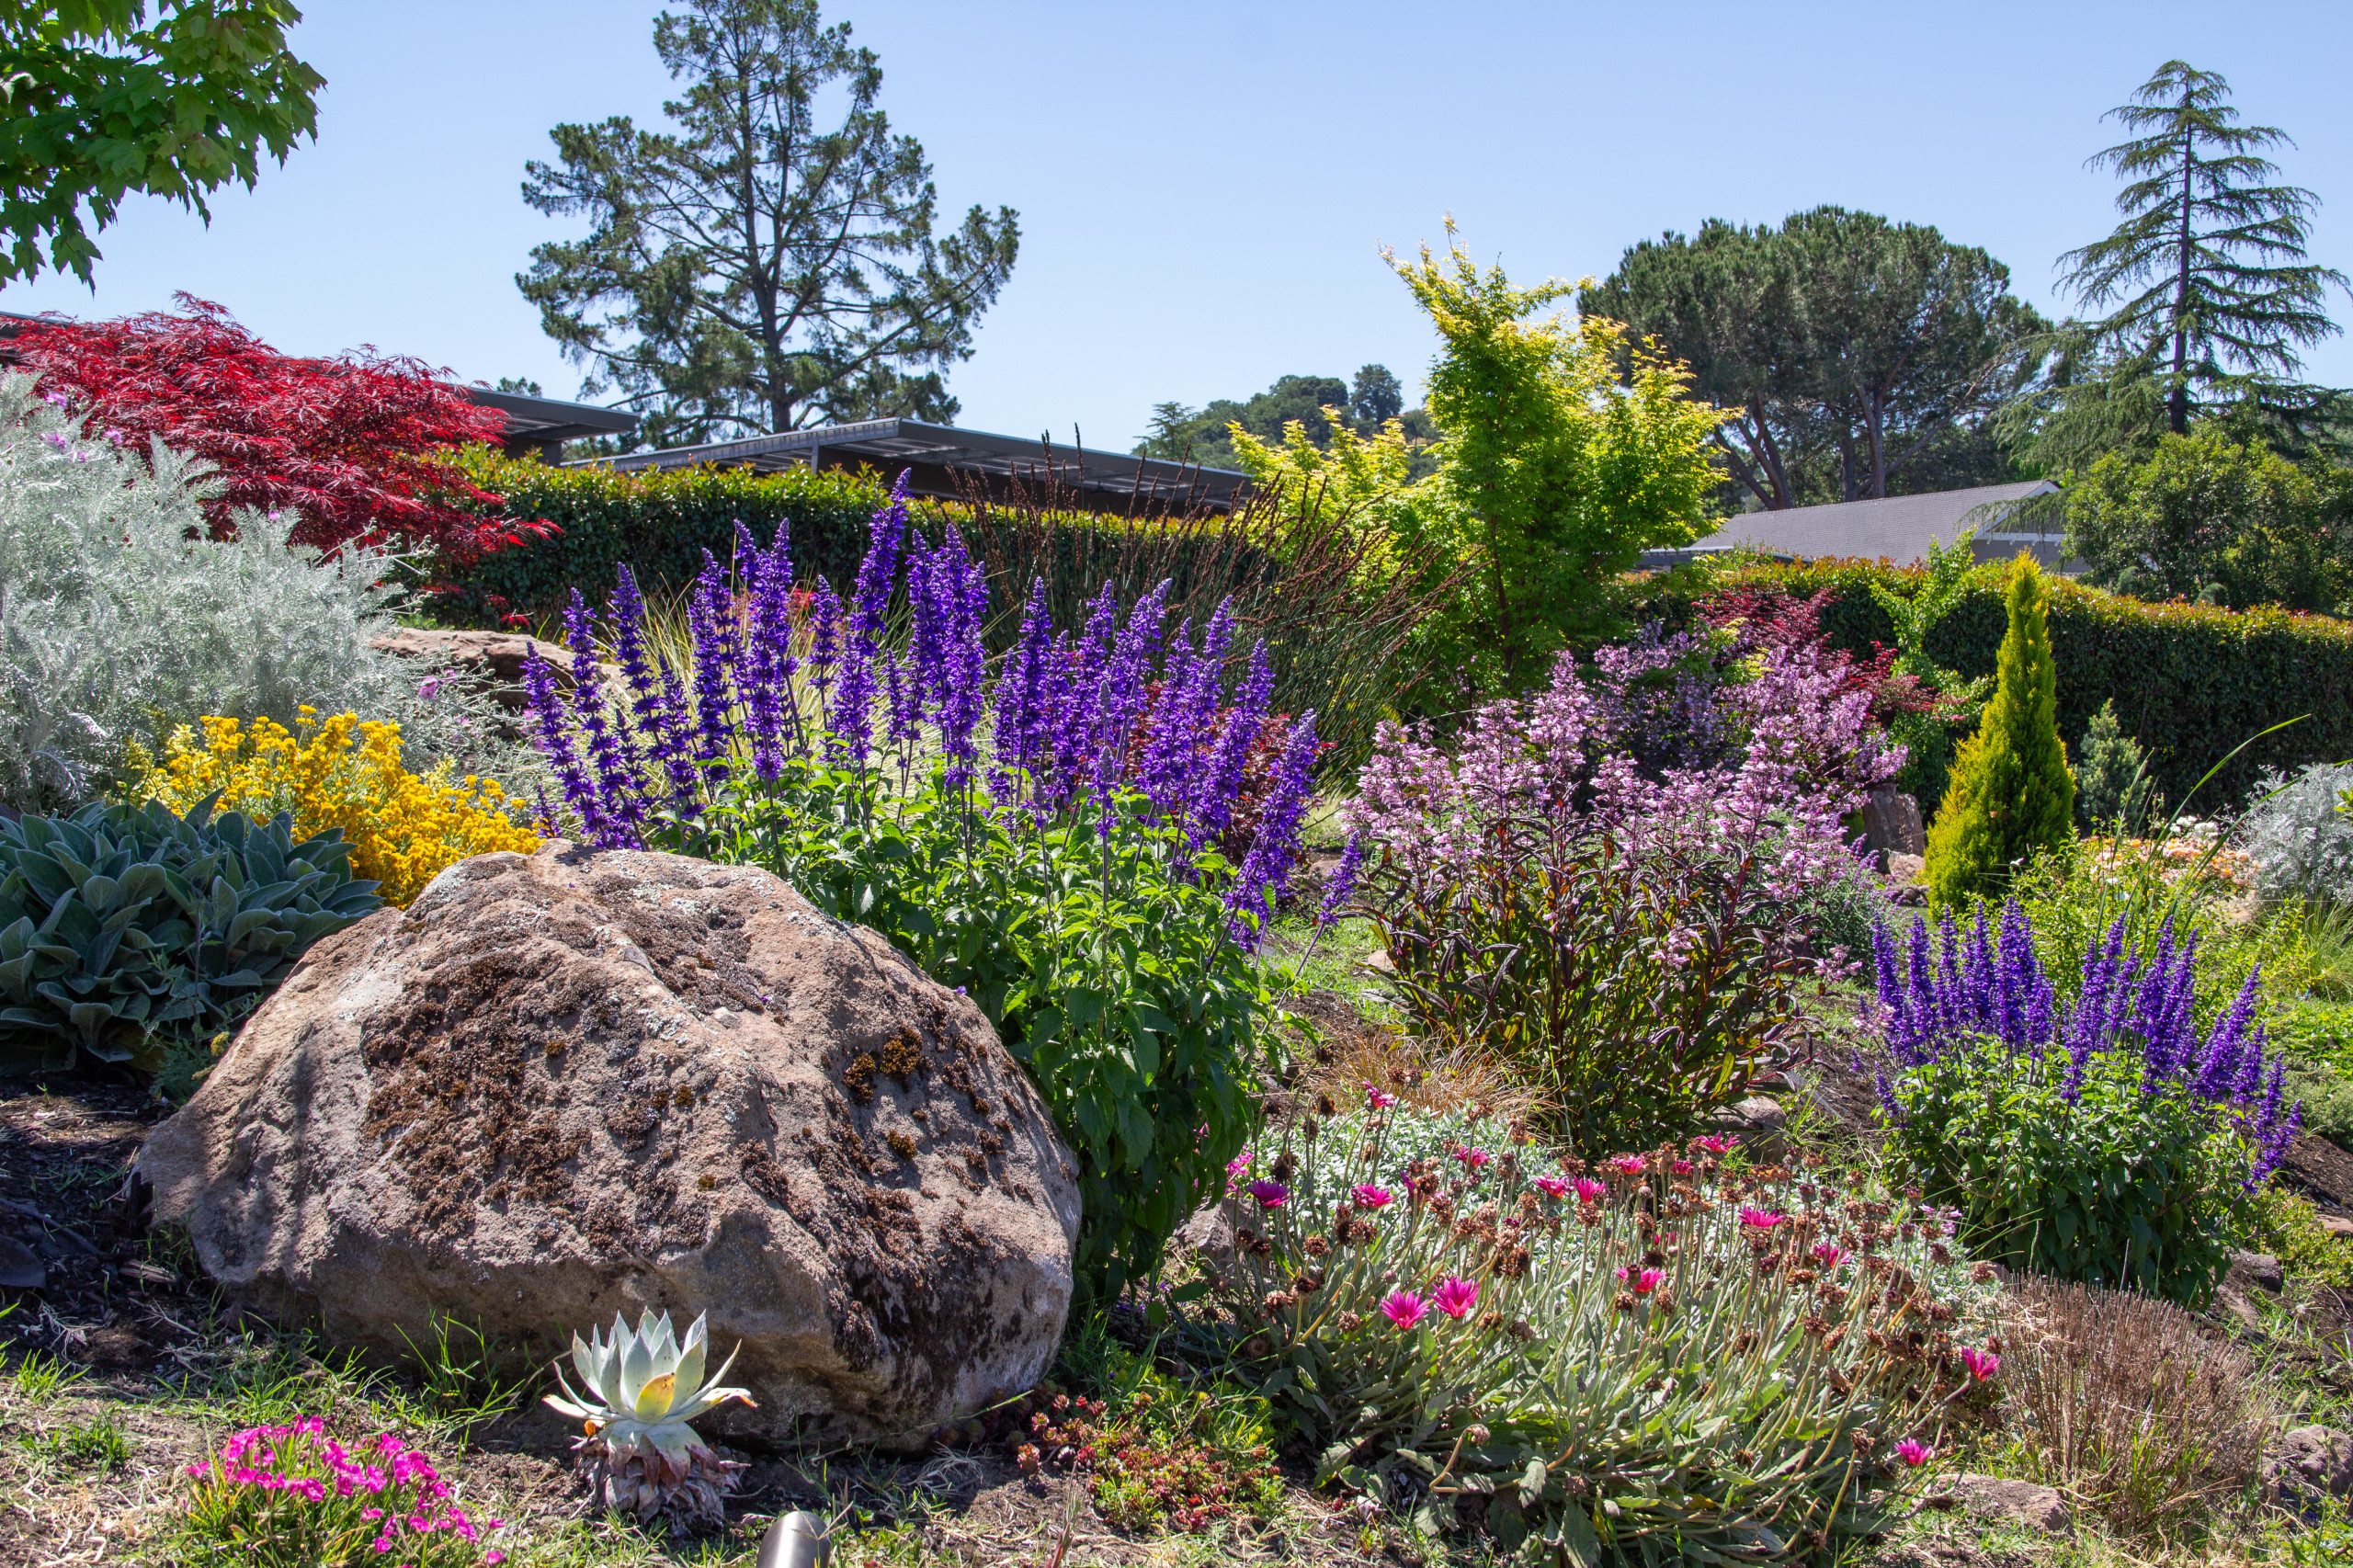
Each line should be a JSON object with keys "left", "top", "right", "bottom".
{"left": 463, "top": 386, "right": 637, "bottom": 456}
{"left": 590, "top": 417, "right": 1250, "bottom": 512}
{"left": 1651, "top": 480, "right": 2066, "bottom": 570}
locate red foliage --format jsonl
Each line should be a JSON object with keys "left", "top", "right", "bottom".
{"left": 1696, "top": 583, "right": 1936, "bottom": 727}
{"left": 12, "top": 294, "right": 547, "bottom": 562}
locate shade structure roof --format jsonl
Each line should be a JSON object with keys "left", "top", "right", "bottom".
{"left": 463, "top": 386, "right": 638, "bottom": 454}
{"left": 1643, "top": 480, "right": 2071, "bottom": 572}
{"left": 588, "top": 417, "right": 1250, "bottom": 512}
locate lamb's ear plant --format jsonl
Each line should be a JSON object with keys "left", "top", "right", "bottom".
{"left": 0, "top": 797, "right": 380, "bottom": 1074}
{"left": 542, "top": 1309, "right": 755, "bottom": 1532}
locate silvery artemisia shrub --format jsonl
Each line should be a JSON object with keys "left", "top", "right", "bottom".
{"left": 2241, "top": 760, "right": 2353, "bottom": 909}
{"left": 523, "top": 475, "right": 1341, "bottom": 1294}
{"left": 0, "top": 375, "right": 524, "bottom": 812}
{"left": 1205, "top": 1099, "right": 1995, "bottom": 1564}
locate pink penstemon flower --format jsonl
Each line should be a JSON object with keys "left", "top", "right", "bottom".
{"left": 1431, "top": 1277, "right": 1480, "bottom": 1319}
{"left": 1380, "top": 1290, "right": 1430, "bottom": 1330}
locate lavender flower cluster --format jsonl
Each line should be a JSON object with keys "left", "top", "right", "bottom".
{"left": 1870, "top": 903, "right": 2301, "bottom": 1183}
{"left": 1347, "top": 636, "right": 1901, "bottom": 903}
{"left": 522, "top": 474, "right": 1333, "bottom": 946}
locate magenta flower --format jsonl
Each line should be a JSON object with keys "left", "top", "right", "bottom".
{"left": 1607, "top": 1153, "right": 1647, "bottom": 1176}
{"left": 1738, "top": 1207, "right": 1785, "bottom": 1230}
{"left": 1689, "top": 1134, "right": 1736, "bottom": 1154}
{"left": 1573, "top": 1177, "right": 1608, "bottom": 1204}
{"left": 1671, "top": 1158, "right": 1693, "bottom": 1175}
{"left": 1380, "top": 1290, "right": 1430, "bottom": 1330}
{"left": 1895, "top": 1439, "right": 1933, "bottom": 1466}
{"left": 1960, "top": 1346, "right": 2000, "bottom": 1381}
{"left": 1534, "top": 1176, "right": 1568, "bottom": 1199}
{"left": 1453, "top": 1143, "right": 1493, "bottom": 1171}
{"left": 1811, "top": 1242, "right": 1847, "bottom": 1267}
{"left": 1351, "top": 1183, "right": 1394, "bottom": 1210}
{"left": 1247, "top": 1178, "right": 1290, "bottom": 1209}
{"left": 1614, "top": 1266, "right": 1665, "bottom": 1294}
{"left": 1365, "top": 1083, "right": 1398, "bottom": 1111}
{"left": 1432, "top": 1277, "right": 1480, "bottom": 1319}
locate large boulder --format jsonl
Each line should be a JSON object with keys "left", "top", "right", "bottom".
{"left": 138, "top": 842, "right": 1081, "bottom": 1444}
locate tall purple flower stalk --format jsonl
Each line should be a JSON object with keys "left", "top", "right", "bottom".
{"left": 520, "top": 469, "right": 1323, "bottom": 951}
{"left": 1871, "top": 904, "right": 2302, "bottom": 1184}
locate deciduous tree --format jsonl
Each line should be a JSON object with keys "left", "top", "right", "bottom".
{"left": 0, "top": 1, "right": 322, "bottom": 286}
{"left": 13, "top": 296, "right": 529, "bottom": 561}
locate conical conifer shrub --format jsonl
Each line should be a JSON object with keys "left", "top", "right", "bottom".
{"left": 1925, "top": 552, "right": 2075, "bottom": 904}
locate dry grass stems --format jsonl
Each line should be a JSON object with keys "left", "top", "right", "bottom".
{"left": 1995, "top": 1276, "right": 2280, "bottom": 1541}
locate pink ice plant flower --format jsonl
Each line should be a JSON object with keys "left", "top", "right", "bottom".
{"left": 1380, "top": 1290, "right": 1430, "bottom": 1330}
{"left": 1738, "top": 1206, "right": 1785, "bottom": 1230}
{"left": 1607, "top": 1153, "right": 1647, "bottom": 1176}
{"left": 1452, "top": 1144, "right": 1493, "bottom": 1171}
{"left": 1573, "top": 1177, "right": 1608, "bottom": 1204}
{"left": 1894, "top": 1439, "right": 1933, "bottom": 1466}
{"left": 1247, "top": 1178, "right": 1290, "bottom": 1209}
{"left": 1689, "top": 1134, "right": 1736, "bottom": 1154}
{"left": 1534, "top": 1176, "right": 1568, "bottom": 1199}
{"left": 1431, "top": 1277, "right": 1480, "bottom": 1319}
{"left": 1613, "top": 1266, "right": 1666, "bottom": 1294}
{"left": 1960, "top": 1346, "right": 2000, "bottom": 1381}
{"left": 1351, "top": 1183, "right": 1393, "bottom": 1210}
{"left": 1811, "top": 1242, "right": 1847, "bottom": 1268}
{"left": 1365, "top": 1083, "right": 1397, "bottom": 1111}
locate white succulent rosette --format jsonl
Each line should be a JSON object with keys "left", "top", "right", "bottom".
{"left": 544, "top": 1309, "right": 756, "bottom": 1528}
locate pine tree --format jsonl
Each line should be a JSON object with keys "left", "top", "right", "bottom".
{"left": 2075, "top": 699, "right": 2157, "bottom": 829}
{"left": 1925, "top": 554, "right": 2076, "bottom": 904}
{"left": 2057, "top": 60, "right": 2347, "bottom": 440}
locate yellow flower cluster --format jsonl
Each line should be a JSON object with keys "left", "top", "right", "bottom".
{"left": 133, "top": 710, "right": 540, "bottom": 906}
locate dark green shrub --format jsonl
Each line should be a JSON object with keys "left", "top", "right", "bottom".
{"left": 0, "top": 800, "right": 381, "bottom": 1074}
{"left": 1620, "top": 556, "right": 2353, "bottom": 807}
{"left": 1926, "top": 555, "right": 2075, "bottom": 904}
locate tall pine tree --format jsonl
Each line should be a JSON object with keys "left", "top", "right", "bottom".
{"left": 2054, "top": 61, "right": 2347, "bottom": 445}
{"left": 1925, "top": 553, "right": 2076, "bottom": 905}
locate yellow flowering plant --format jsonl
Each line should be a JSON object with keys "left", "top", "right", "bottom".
{"left": 133, "top": 710, "right": 539, "bottom": 906}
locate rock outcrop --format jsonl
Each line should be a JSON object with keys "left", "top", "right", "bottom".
{"left": 139, "top": 843, "right": 1081, "bottom": 1444}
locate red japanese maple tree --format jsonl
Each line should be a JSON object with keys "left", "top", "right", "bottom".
{"left": 12, "top": 295, "right": 547, "bottom": 562}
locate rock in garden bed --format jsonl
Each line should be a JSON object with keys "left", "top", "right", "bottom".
{"left": 137, "top": 842, "right": 1081, "bottom": 1445}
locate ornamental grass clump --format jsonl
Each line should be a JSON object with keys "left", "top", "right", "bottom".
{"left": 1872, "top": 903, "right": 2300, "bottom": 1304}
{"left": 522, "top": 475, "right": 1334, "bottom": 1292}
{"left": 177, "top": 1418, "right": 504, "bottom": 1568}
{"left": 1208, "top": 1099, "right": 1994, "bottom": 1563}
{"left": 1348, "top": 625, "right": 1900, "bottom": 1151}
{"left": 133, "top": 710, "right": 540, "bottom": 905}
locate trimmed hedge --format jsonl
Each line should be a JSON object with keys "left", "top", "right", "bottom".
{"left": 438, "top": 449, "right": 890, "bottom": 618}
{"left": 1623, "top": 558, "right": 2353, "bottom": 809}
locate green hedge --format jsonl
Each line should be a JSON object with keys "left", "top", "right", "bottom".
{"left": 1624, "top": 558, "right": 2353, "bottom": 808}
{"left": 437, "top": 450, "right": 892, "bottom": 618}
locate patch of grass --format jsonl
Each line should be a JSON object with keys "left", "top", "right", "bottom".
{"left": 2253, "top": 1185, "right": 2353, "bottom": 1290}
{"left": 391, "top": 1316, "right": 537, "bottom": 1444}
{"left": 21, "top": 1408, "right": 130, "bottom": 1471}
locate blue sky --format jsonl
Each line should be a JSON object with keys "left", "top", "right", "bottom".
{"left": 7, "top": 1, "right": 2352, "bottom": 450}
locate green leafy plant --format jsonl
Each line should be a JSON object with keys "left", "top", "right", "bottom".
{"left": 1869, "top": 527, "right": 1994, "bottom": 813}
{"left": 1202, "top": 1104, "right": 1994, "bottom": 1564}
{"left": 1926, "top": 554, "right": 2076, "bottom": 905}
{"left": 0, "top": 798, "right": 381, "bottom": 1074}
{"left": 22, "top": 1409, "right": 129, "bottom": 1471}
{"left": 1369, "top": 828, "right": 1809, "bottom": 1156}
{"left": 1886, "top": 1040, "right": 2256, "bottom": 1304}
{"left": 674, "top": 762, "right": 1267, "bottom": 1295}
{"left": 2251, "top": 1185, "right": 2353, "bottom": 1290}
